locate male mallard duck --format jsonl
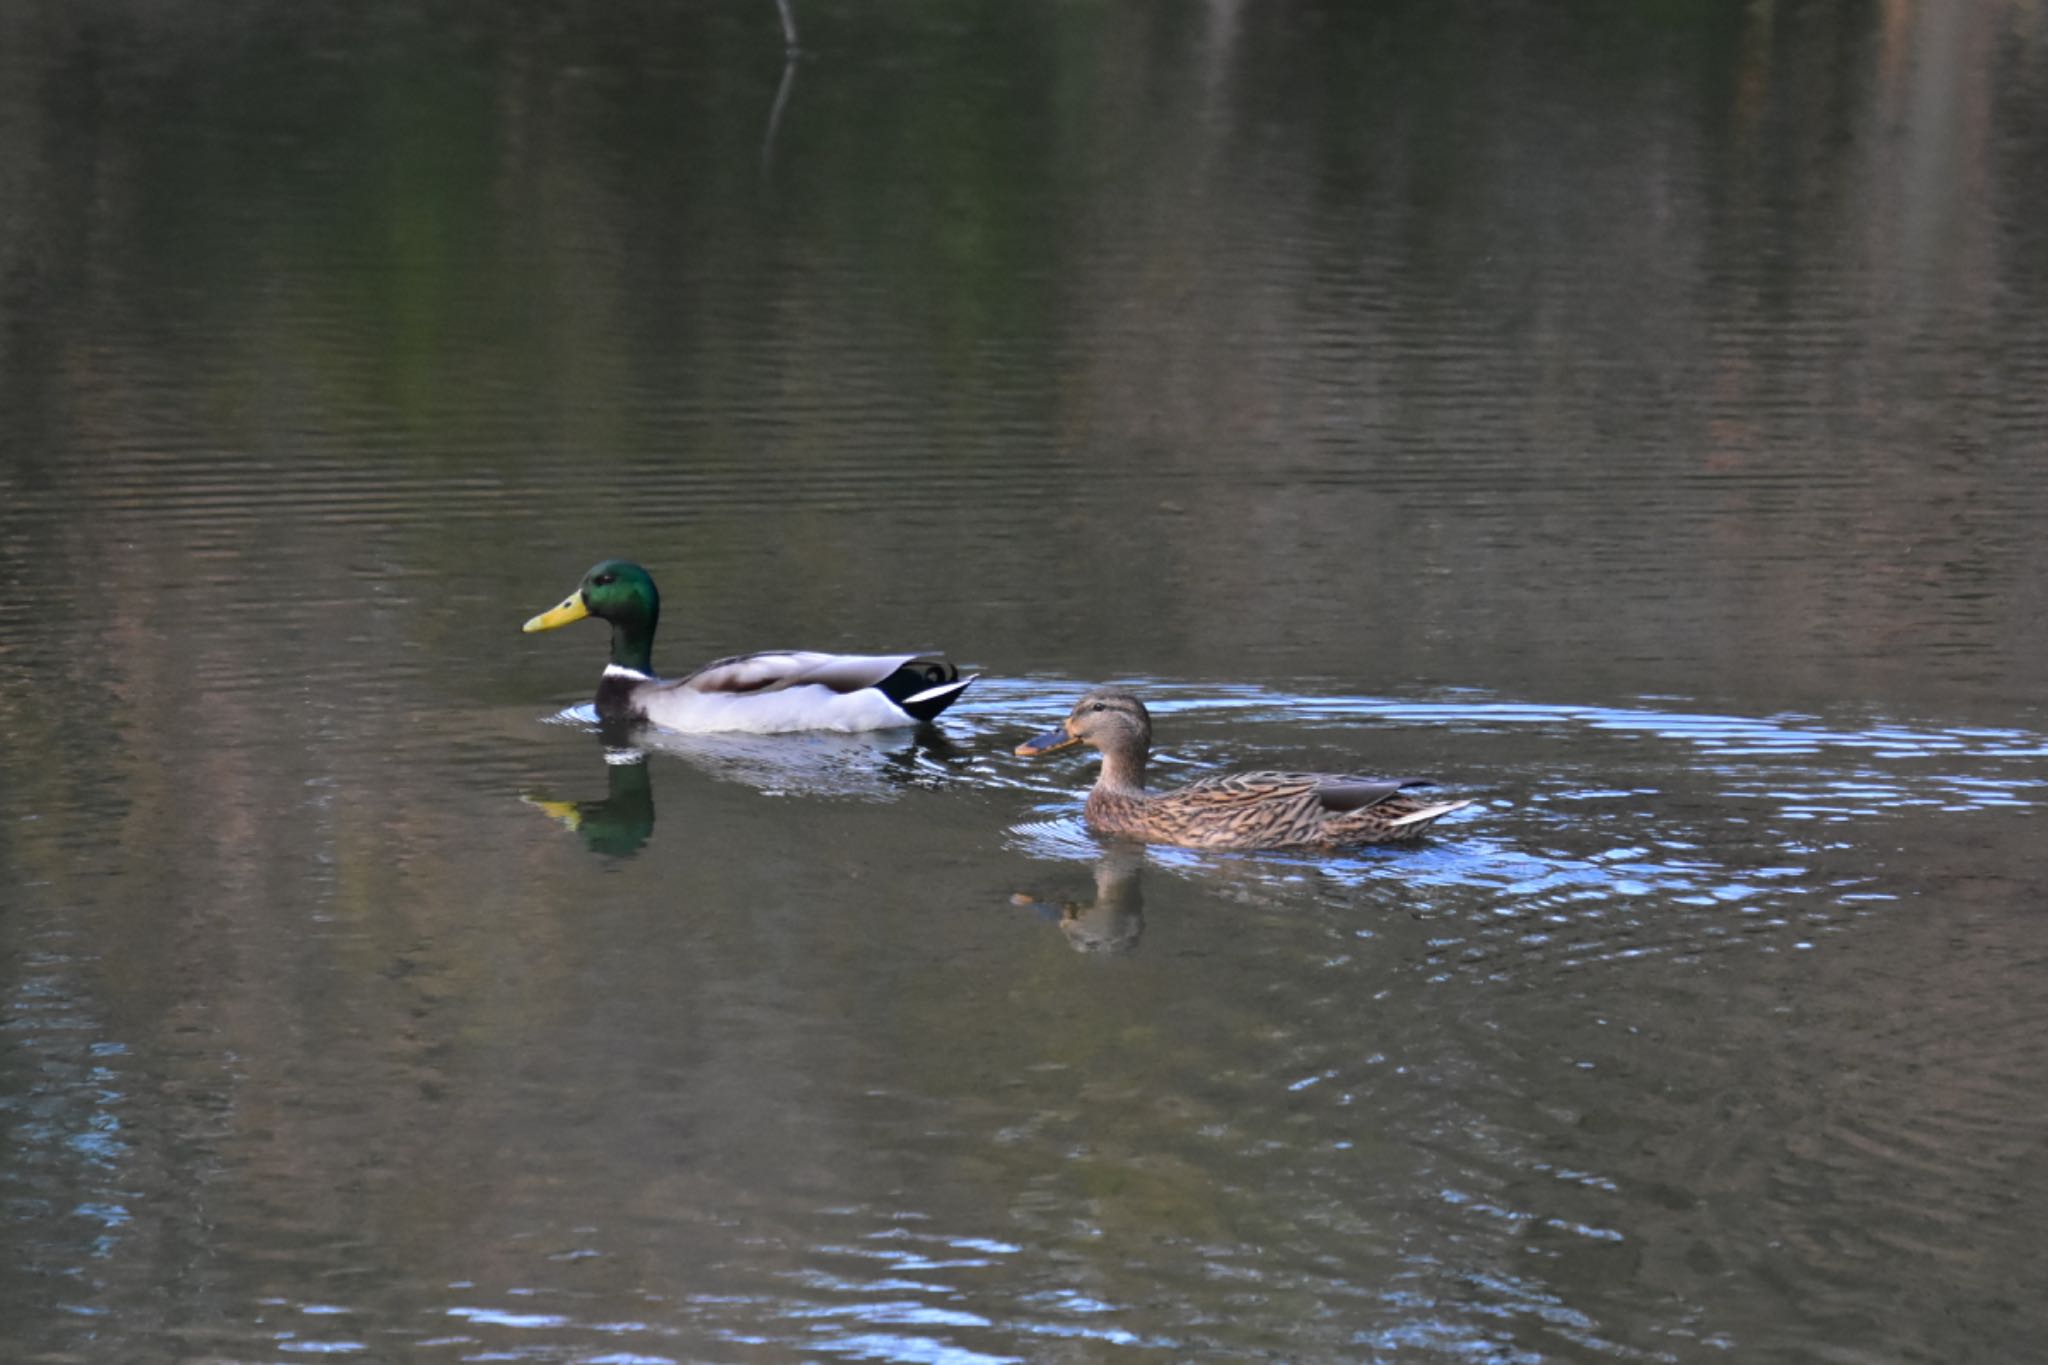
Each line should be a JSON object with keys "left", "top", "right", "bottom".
{"left": 1016, "top": 686, "right": 1470, "bottom": 850}
{"left": 523, "top": 560, "right": 974, "bottom": 733}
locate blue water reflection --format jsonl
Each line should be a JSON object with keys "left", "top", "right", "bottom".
{"left": 2, "top": 953, "right": 134, "bottom": 1268}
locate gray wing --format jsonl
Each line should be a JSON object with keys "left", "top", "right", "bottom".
{"left": 1312, "top": 776, "right": 1437, "bottom": 813}
{"left": 668, "top": 651, "right": 941, "bottom": 696}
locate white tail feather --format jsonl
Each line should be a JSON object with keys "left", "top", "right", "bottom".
{"left": 904, "top": 675, "right": 977, "bottom": 707}
{"left": 1387, "top": 799, "right": 1474, "bottom": 827}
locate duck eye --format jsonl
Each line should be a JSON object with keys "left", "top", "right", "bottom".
{"left": 593, "top": 573, "right": 616, "bottom": 587}
{"left": 1089, "top": 702, "right": 1107, "bottom": 713}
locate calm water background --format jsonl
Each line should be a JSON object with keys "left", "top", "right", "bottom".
{"left": 3, "top": 2, "right": 2045, "bottom": 1361}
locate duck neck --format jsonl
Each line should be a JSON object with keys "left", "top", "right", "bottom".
{"left": 608, "top": 616, "right": 656, "bottom": 675}
{"left": 1094, "top": 742, "right": 1149, "bottom": 796}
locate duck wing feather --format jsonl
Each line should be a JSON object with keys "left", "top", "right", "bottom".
{"left": 668, "top": 651, "right": 953, "bottom": 696}
{"left": 1311, "top": 776, "right": 1438, "bottom": 813}
{"left": 1168, "top": 772, "right": 1433, "bottom": 812}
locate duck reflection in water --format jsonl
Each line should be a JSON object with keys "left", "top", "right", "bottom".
{"left": 624, "top": 720, "right": 964, "bottom": 798}
{"left": 525, "top": 748, "right": 658, "bottom": 858}
{"left": 525, "top": 721, "right": 968, "bottom": 857}
{"left": 1012, "top": 847, "right": 1148, "bottom": 955}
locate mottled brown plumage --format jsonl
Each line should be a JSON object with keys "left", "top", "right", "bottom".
{"left": 1016, "top": 687, "right": 1471, "bottom": 851}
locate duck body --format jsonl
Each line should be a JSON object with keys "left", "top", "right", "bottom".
{"left": 1083, "top": 770, "right": 1465, "bottom": 851}
{"left": 1019, "top": 687, "right": 1470, "bottom": 851}
{"left": 525, "top": 561, "right": 974, "bottom": 734}
{"left": 596, "top": 651, "right": 971, "bottom": 733}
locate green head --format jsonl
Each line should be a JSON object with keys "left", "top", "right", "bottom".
{"left": 523, "top": 560, "right": 662, "bottom": 673}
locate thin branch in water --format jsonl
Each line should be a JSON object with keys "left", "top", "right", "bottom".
{"left": 775, "top": 0, "right": 799, "bottom": 53}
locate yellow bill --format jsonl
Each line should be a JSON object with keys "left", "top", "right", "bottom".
{"left": 523, "top": 593, "right": 590, "bottom": 633}
{"left": 521, "top": 795, "right": 584, "bottom": 831}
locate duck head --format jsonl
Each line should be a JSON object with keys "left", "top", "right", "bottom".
{"left": 1016, "top": 687, "right": 1153, "bottom": 766}
{"left": 524, "top": 560, "right": 661, "bottom": 673}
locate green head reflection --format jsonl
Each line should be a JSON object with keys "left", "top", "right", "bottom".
{"left": 525, "top": 752, "right": 656, "bottom": 859}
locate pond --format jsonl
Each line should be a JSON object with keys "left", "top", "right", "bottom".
{"left": 2, "top": 2, "right": 2044, "bottom": 1361}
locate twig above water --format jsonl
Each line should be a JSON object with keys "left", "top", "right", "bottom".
{"left": 760, "top": 54, "right": 798, "bottom": 184}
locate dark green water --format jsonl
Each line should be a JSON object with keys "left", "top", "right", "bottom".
{"left": 3, "top": 2, "right": 2045, "bottom": 1361}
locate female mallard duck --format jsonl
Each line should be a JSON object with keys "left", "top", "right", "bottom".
{"left": 523, "top": 560, "right": 974, "bottom": 733}
{"left": 1016, "top": 686, "right": 1470, "bottom": 850}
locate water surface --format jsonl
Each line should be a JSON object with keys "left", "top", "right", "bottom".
{"left": 3, "top": 3, "right": 2045, "bottom": 1362}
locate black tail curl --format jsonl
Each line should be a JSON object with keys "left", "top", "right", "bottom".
{"left": 874, "top": 660, "right": 973, "bottom": 722}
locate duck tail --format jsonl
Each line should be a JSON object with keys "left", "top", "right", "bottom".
{"left": 875, "top": 661, "right": 976, "bottom": 722}
{"left": 1386, "top": 798, "right": 1474, "bottom": 829}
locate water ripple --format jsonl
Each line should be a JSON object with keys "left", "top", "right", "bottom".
{"left": 977, "top": 676, "right": 2037, "bottom": 975}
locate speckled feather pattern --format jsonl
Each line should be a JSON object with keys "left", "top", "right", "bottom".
{"left": 1022, "top": 686, "right": 1471, "bottom": 852}
{"left": 1086, "top": 772, "right": 1469, "bottom": 850}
